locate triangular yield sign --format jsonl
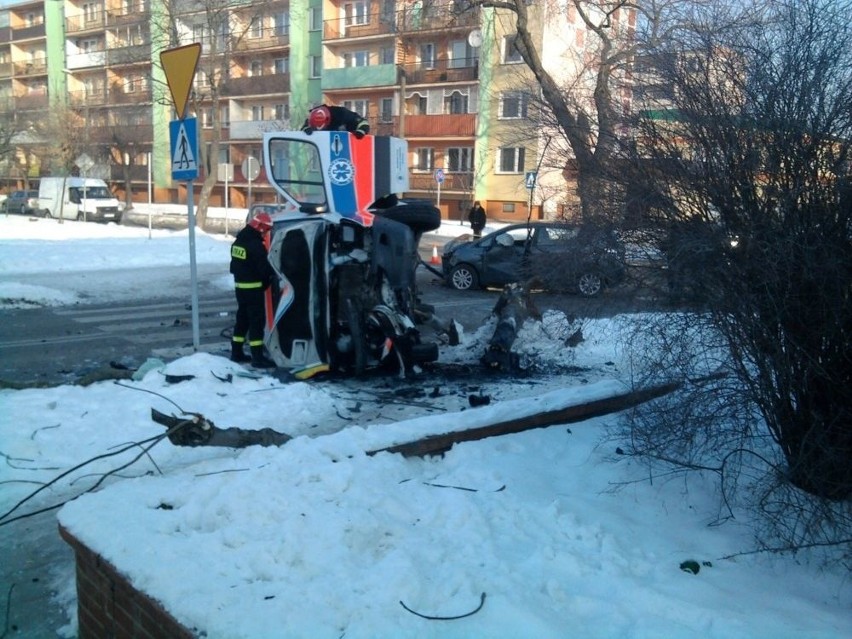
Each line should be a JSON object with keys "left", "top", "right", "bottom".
{"left": 160, "top": 43, "right": 201, "bottom": 120}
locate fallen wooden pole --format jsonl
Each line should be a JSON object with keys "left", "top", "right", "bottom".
{"left": 368, "top": 380, "right": 682, "bottom": 458}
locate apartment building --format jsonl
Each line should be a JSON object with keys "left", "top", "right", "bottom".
{"left": 0, "top": 0, "right": 613, "bottom": 222}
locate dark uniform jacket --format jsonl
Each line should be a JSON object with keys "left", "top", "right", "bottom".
{"left": 230, "top": 226, "right": 275, "bottom": 289}
{"left": 301, "top": 105, "right": 370, "bottom": 137}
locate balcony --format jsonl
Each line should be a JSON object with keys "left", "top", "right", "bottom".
{"left": 235, "top": 29, "right": 290, "bottom": 52}
{"left": 11, "top": 23, "right": 45, "bottom": 41}
{"left": 401, "top": 58, "right": 478, "bottom": 85}
{"left": 229, "top": 119, "right": 284, "bottom": 141}
{"left": 106, "top": 44, "right": 150, "bottom": 67}
{"left": 13, "top": 59, "right": 47, "bottom": 76}
{"left": 106, "top": 6, "right": 148, "bottom": 27}
{"left": 15, "top": 92, "right": 48, "bottom": 109}
{"left": 396, "top": 2, "right": 479, "bottom": 33}
{"left": 402, "top": 113, "right": 476, "bottom": 138}
{"left": 221, "top": 74, "right": 289, "bottom": 98}
{"left": 108, "top": 86, "right": 152, "bottom": 104}
{"left": 324, "top": 13, "right": 396, "bottom": 41}
{"left": 66, "top": 12, "right": 106, "bottom": 34}
{"left": 323, "top": 63, "right": 397, "bottom": 90}
{"left": 68, "top": 87, "right": 108, "bottom": 106}
{"left": 0, "top": 62, "right": 13, "bottom": 79}
{"left": 409, "top": 171, "right": 472, "bottom": 191}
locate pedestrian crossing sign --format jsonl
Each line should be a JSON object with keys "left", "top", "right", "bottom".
{"left": 170, "top": 117, "right": 199, "bottom": 181}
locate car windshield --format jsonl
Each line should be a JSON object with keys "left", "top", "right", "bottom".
{"left": 70, "top": 186, "right": 111, "bottom": 199}
{"left": 267, "top": 139, "right": 328, "bottom": 208}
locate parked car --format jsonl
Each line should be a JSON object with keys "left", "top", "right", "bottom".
{"left": 2, "top": 190, "right": 41, "bottom": 216}
{"left": 441, "top": 222, "right": 626, "bottom": 296}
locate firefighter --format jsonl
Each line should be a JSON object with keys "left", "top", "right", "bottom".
{"left": 230, "top": 212, "right": 276, "bottom": 368}
{"left": 301, "top": 104, "right": 370, "bottom": 139}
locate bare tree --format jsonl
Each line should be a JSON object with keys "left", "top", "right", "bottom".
{"left": 623, "top": 0, "right": 852, "bottom": 554}
{"left": 457, "top": 0, "right": 688, "bottom": 223}
{"left": 153, "top": 0, "right": 260, "bottom": 229}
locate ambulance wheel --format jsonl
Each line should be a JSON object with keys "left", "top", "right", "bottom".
{"left": 375, "top": 203, "right": 441, "bottom": 233}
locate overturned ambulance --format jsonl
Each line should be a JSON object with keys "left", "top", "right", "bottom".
{"left": 256, "top": 130, "right": 442, "bottom": 379}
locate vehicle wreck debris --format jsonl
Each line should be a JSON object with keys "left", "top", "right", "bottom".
{"left": 481, "top": 282, "right": 542, "bottom": 370}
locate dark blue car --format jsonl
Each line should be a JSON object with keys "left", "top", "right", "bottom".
{"left": 441, "top": 222, "right": 626, "bottom": 297}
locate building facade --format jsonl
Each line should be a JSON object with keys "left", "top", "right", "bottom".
{"left": 0, "top": 0, "right": 616, "bottom": 222}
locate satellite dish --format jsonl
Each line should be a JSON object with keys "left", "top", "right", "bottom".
{"left": 467, "top": 29, "right": 483, "bottom": 48}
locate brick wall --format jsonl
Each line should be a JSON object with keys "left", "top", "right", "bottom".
{"left": 59, "top": 525, "right": 199, "bottom": 639}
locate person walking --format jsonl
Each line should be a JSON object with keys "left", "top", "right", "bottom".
{"left": 230, "top": 212, "right": 277, "bottom": 368}
{"left": 468, "top": 201, "right": 486, "bottom": 238}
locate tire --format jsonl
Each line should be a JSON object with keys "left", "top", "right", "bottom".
{"left": 449, "top": 264, "right": 479, "bottom": 291}
{"left": 374, "top": 202, "right": 441, "bottom": 234}
{"left": 577, "top": 271, "right": 603, "bottom": 297}
{"left": 42, "top": 210, "right": 52, "bottom": 219}
{"left": 76, "top": 212, "right": 84, "bottom": 221}
{"left": 19, "top": 204, "right": 26, "bottom": 215}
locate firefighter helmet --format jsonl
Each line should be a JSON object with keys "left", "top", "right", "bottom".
{"left": 248, "top": 212, "right": 273, "bottom": 234}
{"left": 308, "top": 105, "right": 332, "bottom": 131}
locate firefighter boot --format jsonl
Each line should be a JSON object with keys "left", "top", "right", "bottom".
{"left": 250, "top": 345, "right": 276, "bottom": 369}
{"left": 230, "top": 341, "right": 250, "bottom": 363}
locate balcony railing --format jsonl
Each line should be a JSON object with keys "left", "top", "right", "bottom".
{"left": 106, "top": 44, "right": 150, "bottom": 67}
{"left": 235, "top": 28, "right": 290, "bottom": 52}
{"left": 106, "top": 5, "right": 149, "bottom": 27}
{"left": 66, "top": 11, "right": 106, "bottom": 33}
{"left": 401, "top": 113, "right": 476, "bottom": 137}
{"left": 14, "top": 60, "right": 47, "bottom": 76}
{"left": 409, "top": 171, "right": 472, "bottom": 191}
{"left": 0, "top": 62, "right": 13, "bottom": 79}
{"left": 68, "top": 88, "right": 108, "bottom": 106}
{"left": 108, "top": 86, "right": 153, "bottom": 104}
{"left": 15, "top": 92, "right": 48, "bottom": 109}
{"left": 323, "top": 3, "right": 479, "bottom": 40}
{"left": 401, "top": 58, "right": 478, "bottom": 85}
{"left": 11, "top": 23, "right": 45, "bottom": 41}
{"left": 221, "top": 74, "right": 290, "bottom": 97}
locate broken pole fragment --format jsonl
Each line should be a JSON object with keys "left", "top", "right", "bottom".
{"left": 367, "top": 380, "right": 682, "bottom": 458}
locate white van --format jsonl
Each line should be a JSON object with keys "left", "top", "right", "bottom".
{"left": 38, "top": 177, "right": 122, "bottom": 223}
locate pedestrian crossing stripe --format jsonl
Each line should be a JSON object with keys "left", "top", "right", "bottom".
{"left": 169, "top": 117, "right": 199, "bottom": 181}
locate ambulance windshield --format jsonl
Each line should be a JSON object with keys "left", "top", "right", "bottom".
{"left": 267, "top": 139, "right": 328, "bottom": 208}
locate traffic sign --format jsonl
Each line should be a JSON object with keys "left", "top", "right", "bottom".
{"left": 242, "top": 156, "right": 260, "bottom": 181}
{"left": 170, "top": 117, "right": 199, "bottom": 181}
{"left": 525, "top": 171, "right": 537, "bottom": 189}
{"left": 434, "top": 168, "right": 445, "bottom": 184}
{"left": 160, "top": 43, "right": 201, "bottom": 120}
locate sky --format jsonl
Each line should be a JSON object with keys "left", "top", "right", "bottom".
{"left": 0, "top": 212, "right": 850, "bottom": 639}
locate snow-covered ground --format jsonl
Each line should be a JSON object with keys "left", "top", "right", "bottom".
{"left": 0, "top": 214, "right": 849, "bottom": 638}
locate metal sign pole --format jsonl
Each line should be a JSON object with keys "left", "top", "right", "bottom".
{"left": 187, "top": 181, "right": 200, "bottom": 349}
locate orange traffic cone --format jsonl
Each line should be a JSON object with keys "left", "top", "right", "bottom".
{"left": 430, "top": 244, "right": 441, "bottom": 265}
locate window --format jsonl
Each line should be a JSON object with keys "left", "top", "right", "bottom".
{"left": 251, "top": 105, "right": 265, "bottom": 121}
{"left": 380, "top": 98, "right": 393, "bottom": 122}
{"left": 250, "top": 16, "right": 264, "bottom": 38}
{"left": 500, "top": 91, "right": 529, "bottom": 118}
{"left": 449, "top": 40, "right": 475, "bottom": 68}
{"left": 413, "top": 148, "right": 434, "bottom": 172}
{"left": 250, "top": 61, "right": 263, "bottom": 77}
{"left": 82, "top": 2, "right": 98, "bottom": 22}
{"left": 379, "top": 46, "right": 395, "bottom": 65}
{"left": 274, "top": 57, "right": 289, "bottom": 74}
{"left": 502, "top": 202, "right": 516, "bottom": 213}
{"left": 414, "top": 95, "right": 428, "bottom": 114}
{"left": 503, "top": 35, "right": 523, "bottom": 63}
{"left": 221, "top": 106, "right": 230, "bottom": 127}
{"left": 447, "top": 147, "right": 473, "bottom": 173}
{"left": 202, "top": 107, "right": 214, "bottom": 129}
{"left": 343, "top": 99, "right": 368, "bottom": 118}
{"left": 309, "top": 6, "right": 322, "bottom": 31}
{"left": 420, "top": 43, "right": 435, "bottom": 69}
{"left": 274, "top": 11, "right": 290, "bottom": 36}
{"left": 344, "top": 2, "right": 368, "bottom": 26}
{"left": 76, "top": 38, "right": 99, "bottom": 54}
{"left": 444, "top": 91, "right": 468, "bottom": 114}
{"left": 310, "top": 56, "right": 322, "bottom": 78}
{"left": 273, "top": 103, "right": 290, "bottom": 120}
{"left": 343, "top": 51, "right": 370, "bottom": 67}
{"left": 498, "top": 147, "right": 525, "bottom": 173}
